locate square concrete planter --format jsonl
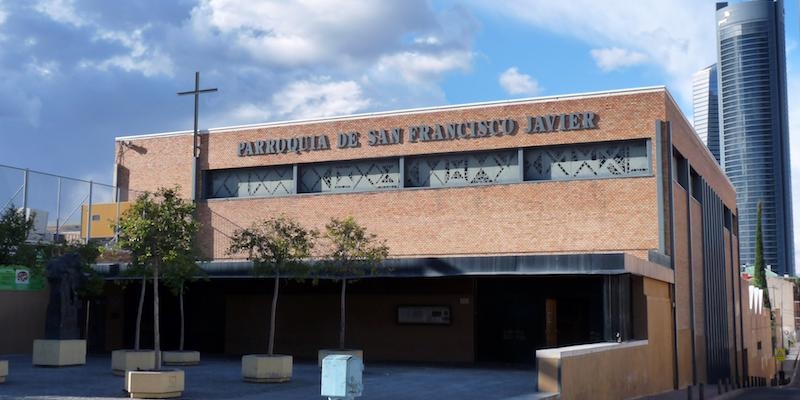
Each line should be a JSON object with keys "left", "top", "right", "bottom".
{"left": 318, "top": 349, "right": 363, "bottom": 367}
{"left": 162, "top": 351, "right": 200, "bottom": 366}
{"left": 125, "top": 369, "right": 184, "bottom": 399}
{"left": 32, "top": 339, "right": 86, "bottom": 366}
{"left": 112, "top": 349, "right": 157, "bottom": 376}
{"left": 0, "top": 360, "right": 7, "bottom": 383}
{"left": 241, "top": 354, "right": 293, "bottom": 383}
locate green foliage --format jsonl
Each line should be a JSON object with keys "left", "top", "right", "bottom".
{"left": 116, "top": 187, "right": 200, "bottom": 365}
{"left": 63, "top": 241, "right": 105, "bottom": 300}
{"left": 322, "top": 217, "right": 388, "bottom": 350}
{"left": 227, "top": 216, "right": 317, "bottom": 354}
{"left": 163, "top": 259, "right": 207, "bottom": 296}
{"left": 752, "top": 201, "right": 772, "bottom": 308}
{"left": 0, "top": 206, "right": 34, "bottom": 265}
{"left": 117, "top": 187, "right": 199, "bottom": 271}
{"left": 323, "top": 217, "right": 389, "bottom": 277}
{"left": 228, "top": 216, "right": 318, "bottom": 277}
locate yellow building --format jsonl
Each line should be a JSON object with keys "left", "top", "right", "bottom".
{"left": 80, "top": 202, "right": 130, "bottom": 241}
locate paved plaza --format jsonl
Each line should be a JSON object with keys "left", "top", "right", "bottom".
{"left": 0, "top": 354, "right": 549, "bottom": 400}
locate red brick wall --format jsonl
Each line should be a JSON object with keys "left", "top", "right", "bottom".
{"left": 202, "top": 177, "right": 659, "bottom": 259}
{"left": 116, "top": 88, "right": 737, "bottom": 261}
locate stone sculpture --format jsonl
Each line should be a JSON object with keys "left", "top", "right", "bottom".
{"left": 44, "top": 253, "right": 86, "bottom": 340}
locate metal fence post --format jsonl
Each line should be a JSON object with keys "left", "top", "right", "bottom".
{"left": 22, "top": 168, "right": 29, "bottom": 211}
{"left": 56, "top": 177, "right": 62, "bottom": 238}
{"left": 86, "top": 181, "right": 93, "bottom": 243}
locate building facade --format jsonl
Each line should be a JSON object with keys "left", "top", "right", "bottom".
{"left": 112, "top": 87, "right": 750, "bottom": 398}
{"left": 692, "top": 64, "right": 720, "bottom": 163}
{"left": 716, "top": 0, "right": 795, "bottom": 275}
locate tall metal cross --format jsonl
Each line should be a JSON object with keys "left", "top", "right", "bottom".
{"left": 178, "top": 71, "right": 217, "bottom": 200}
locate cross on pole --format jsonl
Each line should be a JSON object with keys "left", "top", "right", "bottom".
{"left": 178, "top": 72, "right": 218, "bottom": 158}
{"left": 178, "top": 72, "right": 217, "bottom": 200}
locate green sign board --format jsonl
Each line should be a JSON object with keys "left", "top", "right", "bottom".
{"left": 0, "top": 265, "right": 45, "bottom": 291}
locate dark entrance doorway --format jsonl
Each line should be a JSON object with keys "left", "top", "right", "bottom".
{"left": 475, "top": 276, "right": 604, "bottom": 364}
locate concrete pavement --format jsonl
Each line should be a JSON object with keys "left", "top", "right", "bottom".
{"left": 0, "top": 354, "right": 548, "bottom": 400}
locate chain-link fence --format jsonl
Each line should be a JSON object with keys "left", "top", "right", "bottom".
{"left": 0, "top": 163, "right": 144, "bottom": 246}
{"left": 0, "top": 163, "right": 250, "bottom": 260}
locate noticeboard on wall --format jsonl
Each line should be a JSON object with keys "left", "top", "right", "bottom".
{"left": 397, "top": 305, "right": 451, "bottom": 325}
{"left": 0, "top": 266, "right": 45, "bottom": 291}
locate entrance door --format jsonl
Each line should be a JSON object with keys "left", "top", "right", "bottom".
{"left": 476, "top": 279, "right": 543, "bottom": 364}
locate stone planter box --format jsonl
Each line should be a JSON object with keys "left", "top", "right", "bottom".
{"left": 32, "top": 339, "right": 86, "bottom": 367}
{"left": 0, "top": 360, "right": 8, "bottom": 383}
{"left": 317, "top": 349, "right": 363, "bottom": 367}
{"left": 162, "top": 351, "right": 200, "bottom": 366}
{"left": 126, "top": 369, "right": 184, "bottom": 399}
{"left": 112, "top": 349, "right": 156, "bottom": 376}
{"left": 241, "top": 354, "right": 292, "bottom": 383}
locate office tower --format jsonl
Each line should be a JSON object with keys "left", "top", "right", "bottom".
{"left": 692, "top": 64, "right": 721, "bottom": 163}
{"left": 716, "top": 0, "right": 794, "bottom": 275}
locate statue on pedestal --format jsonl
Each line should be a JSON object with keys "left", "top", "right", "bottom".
{"left": 44, "top": 253, "right": 86, "bottom": 340}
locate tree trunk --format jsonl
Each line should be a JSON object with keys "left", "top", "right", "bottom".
{"left": 135, "top": 275, "right": 146, "bottom": 351}
{"left": 268, "top": 272, "right": 279, "bottom": 355}
{"left": 153, "top": 264, "right": 161, "bottom": 370}
{"left": 179, "top": 286, "right": 185, "bottom": 352}
{"left": 339, "top": 279, "right": 347, "bottom": 350}
{"left": 85, "top": 299, "right": 91, "bottom": 344}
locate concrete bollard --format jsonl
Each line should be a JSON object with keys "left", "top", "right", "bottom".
{"left": 718, "top": 380, "right": 723, "bottom": 394}
{"left": 698, "top": 382, "right": 704, "bottom": 400}
{"left": 725, "top": 377, "right": 731, "bottom": 392}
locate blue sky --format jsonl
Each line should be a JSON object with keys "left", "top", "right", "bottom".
{"left": 0, "top": 0, "right": 799, "bottom": 263}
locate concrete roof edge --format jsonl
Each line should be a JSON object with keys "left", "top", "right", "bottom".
{"left": 115, "top": 86, "right": 667, "bottom": 141}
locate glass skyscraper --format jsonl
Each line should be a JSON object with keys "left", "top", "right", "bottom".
{"left": 692, "top": 64, "right": 721, "bottom": 163}
{"left": 716, "top": 0, "right": 794, "bottom": 275}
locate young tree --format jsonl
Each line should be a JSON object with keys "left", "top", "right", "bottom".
{"left": 163, "top": 257, "right": 207, "bottom": 352}
{"left": 117, "top": 187, "right": 199, "bottom": 369}
{"left": 323, "top": 217, "right": 388, "bottom": 350}
{"left": 752, "top": 201, "right": 772, "bottom": 308}
{"left": 0, "top": 206, "right": 34, "bottom": 265}
{"left": 117, "top": 264, "right": 152, "bottom": 351}
{"left": 228, "top": 216, "right": 316, "bottom": 355}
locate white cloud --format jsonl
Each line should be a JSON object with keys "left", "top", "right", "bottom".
{"left": 81, "top": 28, "right": 175, "bottom": 77}
{"left": 499, "top": 67, "right": 542, "bottom": 96}
{"left": 590, "top": 47, "right": 649, "bottom": 72}
{"left": 210, "top": 78, "right": 372, "bottom": 126}
{"left": 0, "top": 3, "right": 7, "bottom": 42}
{"left": 226, "top": 103, "right": 271, "bottom": 124}
{"left": 1, "top": 0, "right": 478, "bottom": 187}
{"left": 271, "top": 78, "right": 371, "bottom": 120}
{"left": 374, "top": 50, "right": 473, "bottom": 84}
{"left": 414, "top": 36, "right": 441, "bottom": 45}
{"left": 26, "top": 59, "right": 59, "bottom": 78}
{"left": 467, "top": 0, "right": 716, "bottom": 103}
{"left": 189, "top": 0, "right": 441, "bottom": 68}
{"left": 35, "top": 0, "right": 85, "bottom": 27}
